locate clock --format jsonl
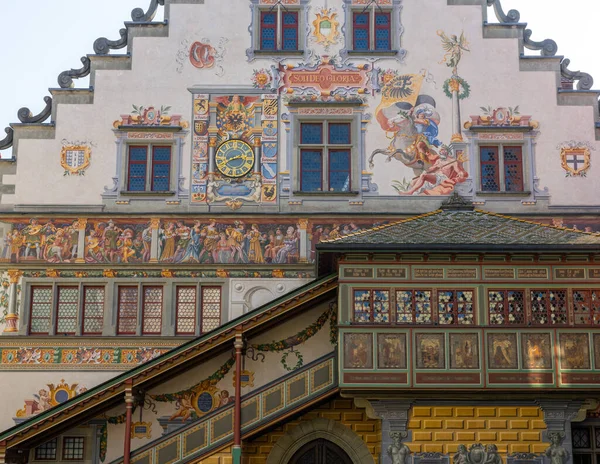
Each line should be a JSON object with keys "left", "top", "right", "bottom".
{"left": 215, "top": 140, "right": 255, "bottom": 178}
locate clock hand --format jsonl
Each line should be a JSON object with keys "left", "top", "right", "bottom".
{"left": 226, "top": 155, "right": 244, "bottom": 164}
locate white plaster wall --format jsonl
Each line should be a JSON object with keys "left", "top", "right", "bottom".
{"left": 5, "top": 0, "right": 599, "bottom": 207}
{"left": 0, "top": 371, "right": 118, "bottom": 431}
{"left": 228, "top": 278, "right": 311, "bottom": 320}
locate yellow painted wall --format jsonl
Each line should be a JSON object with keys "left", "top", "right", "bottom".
{"left": 407, "top": 406, "right": 547, "bottom": 457}
{"left": 242, "top": 397, "right": 381, "bottom": 464}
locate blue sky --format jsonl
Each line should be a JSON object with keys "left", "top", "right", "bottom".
{"left": 0, "top": 0, "right": 597, "bottom": 157}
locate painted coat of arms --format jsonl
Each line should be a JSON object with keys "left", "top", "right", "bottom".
{"left": 559, "top": 141, "right": 592, "bottom": 177}
{"left": 61, "top": 145, "right": 91, "bottom": 176}
{"left": 312, "top": 8, "right": 340, "bottom": 49}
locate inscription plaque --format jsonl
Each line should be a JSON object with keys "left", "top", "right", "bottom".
{"left": 414, "top": 268, "right": 444, "bottom": 279}
{"left": 343, "top": 372, "right": 407, "bottom": 384}
{"left": 588, "top": 269, "right": 600, "bottom": 279}
{"left": 488, "top": 372, "right": 553, "bottom": 384}
{"left": 561, "top": 373, "right": 600, "bottom": 384}
{"left": 484, "top": 268, "right": 515, "bottom": 279}
{"left": 415, "top": 373, "right": 480, "bottom": 384}
{"left": 446, "top": 268, "right": 477, "bottom": 279}
{"left": 376, "top": 268, "right": 407, "bottom": 278}
{"left": 342, "top": 268, "right": 374, "bottom": 278}
{"left": 555, "top": 268, "right": 585, "bottom": 279}
{"left": 517, "top": 268, "right": 548, "bottom": 279}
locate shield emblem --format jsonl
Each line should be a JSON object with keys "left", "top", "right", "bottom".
{"left": 262, "top": 142, "right": 277, "bottom": 159}
{"left": 195, "top": 121, "right": 209, "bottom": 137}
{"left": 561, "top": 147, "right": 591, "bottom": 177}
{"left": 468, "top": 444, "right": 486, "bottom": 464}
{"left": 61, "top": 145, "right": 91, "bottom": 175}
{"left": 262, "top": 121, "right": 278, "bottom": 137}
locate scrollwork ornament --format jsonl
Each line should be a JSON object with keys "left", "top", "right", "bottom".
{"left": 0, "top": 127, "right": 13, "bottom": 151}
{"left": 486, "top": 0, "right": 520, "bottom": 23}
{"left": 57, "top": 56, "right": 91, "bottom": 89}
{"left": 93, "top": 28, "right": 128, "bottom": 55}
{"left": 523, "top": 29, "right": 558, "bottom": 57}
{"left": 560, "top": 59, "right": 594, "bottom": 90}
{"left": 131, "top": 0, "right": 165, "bottom": 22}
{"left": 17, "top": 96, "right": 52, "bottom": 124}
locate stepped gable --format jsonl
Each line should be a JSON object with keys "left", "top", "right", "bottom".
{"left": 318, "top": 194, "right": 600, "bottom": 250}
{"left": 0, "top": 274, "right": 337, "bottom": 450}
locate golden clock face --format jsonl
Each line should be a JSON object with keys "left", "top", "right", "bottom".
{"left": 215, "top": 140, "right": 255, "bottom": 178}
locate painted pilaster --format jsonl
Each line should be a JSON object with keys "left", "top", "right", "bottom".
{"left": 75, "top": 218, "right": 87, "bottom": 263}
{"left": 208, "top": 133, "right": 218, "bottom": 174}
{"left": 298, "top": 219, "right": 309, "bottom": 263}
{"left": 253, "top": 136, "right": 261, "bottom": 175}
{"left": 367, "top": 400, "right": 413, "bottom": 464}
{"left": 149, "top": 218, "right": 160, "bottom": 263}
{"left": 537, "top": 400, "right": 584, "bottom": 464}
{"left": 3, "top": 269, "right": 22, "bottom": 333}
{"left": 123, "top": 385, "right": 134, "bottom": 464}
{"left": 450, "top": 76, "right": 463, "bottom": 143}
{"left": 232, "top": 333, "right": 244, "bottom": 464}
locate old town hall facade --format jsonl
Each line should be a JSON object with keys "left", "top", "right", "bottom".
{"left": 0, "top": 1, "right": 599, "bottom": 463}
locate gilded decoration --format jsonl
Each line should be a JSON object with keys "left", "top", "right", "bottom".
{"left": 113, "top": 105, "right": 188, "bottom": 128}
{"left": 559, "top": 141, "right": 593, "bottom": 177}
{"left": 60, "top": 145, "right": 91, "bottom": 176}
{"left": 465, "top": 106, "right": 538, "bottom": 129}
{"left": 131, "top": 421, "right": 152, "bottom": 439}
{"left": 312, "top": 8, "right": 340, "bottom": 49}
{"left": 15, "top": 379, "right": 87, "bottom": 420}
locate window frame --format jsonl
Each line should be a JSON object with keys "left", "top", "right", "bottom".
{"left": 55, "top": 286, "right": 79, "bottom": 335}
{"left": 117, "top": 286, "right": 139, "bottom": 336}
{"left": 528, "top": 288, "right": 568, "bottom": 326}
{"left": 478, "top": 144, "right": 525, "bottom": 193}
{"left": 175, "top": 285, "right": 197, "bottom": 335}
{"left": 572, "top": 425, "right": 600, "bottom": 464}
{"left": 29, "top": 285, "right": 53, "bottom": 335}
{"left": 395, "top": 289, "right": 433, "bottom": 324}
{"left": 126, "top": 144, "right": 173, "bottom": 193}
{"left": 141, "top": 285, "right": 163, "bottom": 335}
{"left": 201, "top": 286, "right": 222, "bottom": 333}
{"left": 343, "top": 0, "right": 404, "bottom": 57}
{"left": 352, "top": 288, "right": 391, "bottom": 323}
{"left": 34, "top": 438, "right": 58, "bottom": 461}
{"left": 296, "top": 119, "right": 354, "bottom": 194}
{"left": 62, "top": 436, "right": 85, "bottom": 461}
{"left": 251, "top": 2, "right": 305, "bottom": 56}
{"left": 487, "top": 289, "right": 526, "bottom": 326}
{"left": 81, "top": 286, "right": 106, "bottom": 336}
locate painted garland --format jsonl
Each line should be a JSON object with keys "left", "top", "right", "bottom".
{"left": 281, "top": 349, "right": 304, "bottom": 372}
{"left": 443, "top": 76, "right": 471, "bottom": 100}
{"left": 99, "top": 406, "right": 137, "bottom": 462}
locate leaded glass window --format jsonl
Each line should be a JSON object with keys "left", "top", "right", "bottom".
{"left": 128, "top": 146, "right": 148, "bottom": 191}
{"left": 438, "top": 290, "right": 474, "bottom": 325}
{"left": 488, "top": 290, "right": 525, "bottom": 325}
{"left": 82, "top": 286, "right": 105, "bottom": 335}
{"left": 142, "top": 286, "right": 163, "bottom": 335}
{"left": 480, "top": 146, "right": 500, "bottom": 192}
{"left": 201, "top": 287, "right": 221, "bottom": 333}
{"left": 503, "top": 146, "right": 524, "bottom": 192}
{"left": 351, "top": 9, "right": 392, "bottom": 51}
{"left": 479, "top": 145, "right": 525, "bottom": 193}
{"left": 573, "top": 289, "right": 600, "bottom": 325}
{"left": 396, "top": 290, "right": 432, "bottom": 324}
{"left": 56, "top": 286, "right": 79, "bottom": 334}
{"left": 530, "top": 289, "right": 568, "bottom": 325}
{"left": 176, "top": 286, "right": 197, "bottom": 335}
{"left": 259, "top": 8, "right": 299, "bottom": 52}
{"left": 117, "top": 286, "right": 138, "bottom": 335}
{"left": 127, "top": 144, "right": 172, "bottom": 192}
{"left": 298, "top": 121, "right": 352, "bottom": 193}
{"left": 353, "top": 289, "right": 390, "bottom": 323}
{"left": 151, "top": 146, "right": 171, "bottom": 191}
{"left": 29, "top": 286, "right": 53, "bottom": 334}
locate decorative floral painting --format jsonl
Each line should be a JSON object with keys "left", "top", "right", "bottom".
{"left": 487, "top": 333, "right": 518, "bottom": 370}
{"left": 344, "top": 333, "right": 373, "bottom": 369}
{"left": 559, "top": 333, "right": 590, "bottom": 369}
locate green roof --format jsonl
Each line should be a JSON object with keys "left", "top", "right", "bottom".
{"left": 318, "top": 208, "right": 600, "bottom": 251}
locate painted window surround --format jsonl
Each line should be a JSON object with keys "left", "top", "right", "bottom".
{"left": 18, "top": 279, "right": 227, "bottom": 337}
{"left": 281, "top": 108, "right": 374, "bottom": 204}
{"left": 341, "top": 0, "right": 406, "bottom": 61}
{"left": 102, "top": 127, "right": 189, "bottom": 204}
{"left": 247, "top": 0, "right": 310, "bottom": 62}
{"left": 462, "top": 126, "right": 549, "bottom": 205}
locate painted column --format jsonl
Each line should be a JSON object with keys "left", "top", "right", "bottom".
{"left": 208, "top": 133, "right": 218, "bottom": 174}
{"left": 149, "top": 218, "right": 160, "bottom": 263}
{"left": 368, "top": 400, "right": 413, "bottom": 464}
{"left": 123, "top": 385, "right": 134, "bottom": 464}
{"left": 449, "top": 77, "right": 463, "bottom": 143}
{"left": 75, "top": 218, "right": 87, "bottom": 263}
{"left": 0, "top": 441, "right": 6, "bottom": 464}
{"left": 253, "top": 136, "right": 262, "bottom": 175}
{"left": 232, "top": 333, "right": 244, "bottom": 464}
{"left": 537, "top": 400, "right": 584, "bottom": 464}
{"left": 298, "top": 219, "right": 309, "bottom": 263}
{"left": 3, "top": 269, "right": 23, "bottom": 333}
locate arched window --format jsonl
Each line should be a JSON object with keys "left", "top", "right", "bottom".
{"left": 289, "top": 439, "right": 353, "bottom": 464}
